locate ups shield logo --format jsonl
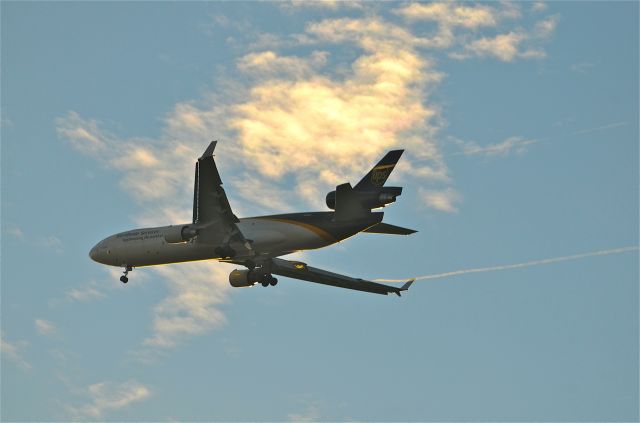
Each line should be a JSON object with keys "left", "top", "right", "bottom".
{"left": 371, "top": 168, "right": 391, "bottom": 187}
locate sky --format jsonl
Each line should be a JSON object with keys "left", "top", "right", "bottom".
{"left": 1, "top": 1, "right": 638, "bottom": 421}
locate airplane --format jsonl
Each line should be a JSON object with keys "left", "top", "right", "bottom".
{"left": 89, "top": 141, "right": 416, "bottom": 296}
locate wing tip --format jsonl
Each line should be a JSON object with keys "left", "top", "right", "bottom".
{"left": 394, "top": 278, "right": 415, "bottom": 297}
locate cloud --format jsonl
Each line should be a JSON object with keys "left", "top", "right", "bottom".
{"left": 66, "top": 285, "right": 107, "bottom": 302}
{"left": 6, "top": 225, "right": 24, "bottom": 239}
{"left": 38, "top": 235, "right": 64, "bottom": 253}
{"left": 231, "top": 17, "right": 449, "bottom": 207}
{"left": 531, "top": 2, "right": 548, "bottom": 13}
{"left": 66, "top": 380, "right": 151, "bottom": 419}
{"left": 238, "top": 50, "right": 329, "bottom": 79}
{"left": 570, "top": 61, "right": 596, "bottom": 74}
{"left": 57, "top": 109, "right": 239, "bottom": 353}
{"left": 35, "top": 319, "right": 57, "bottom": 336}
{"left": 451, "top": 32, "right": 546, "bottom": 62}
{"left": 0, "top": 332, "right": 31, "bottom": 371}
{"left": 394, "top": 2, "right": 500, "bottom": 29}
{"left": 451, "top": 136, "right": 538, "bottom": 157}
{"left": 56, "top": 112, "right": 108, "bottom": 156}
{"left": 419, "top": 187, "right": 461, "bottom": 213}
{"left": 140, "top": 262, "right": 231, "bottom": 350}
{"left": 57, "top": 3, "right": 558, "bottom": 355}
{"left": 287, "top": 404, "right": 321, "bottom": 422}
{"left": 394, "top": 2, "right": 522, "bottom": 49}
{"left": 282, "top": 0, "right": 364, "bottom": 11}
{"left": 534, "top": 15, "right": 560, "bottom": 39}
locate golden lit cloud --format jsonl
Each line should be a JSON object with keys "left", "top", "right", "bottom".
{"left": 419, "top": 187, "right": 461, "bottom": 213}
{"left": 231, "top": 17, "right": 448, "bottom": 205}
{"left": 450, "top": 32, "right": 547, "bottom": 62}
{"left": 395, "top": 2, "right": 499, "bottom": 28}
{"left": 238, "top": 50, "right": 328, "bottom": 79}
{"left": 57, "top": 3, "right": 560, "bottom": 354}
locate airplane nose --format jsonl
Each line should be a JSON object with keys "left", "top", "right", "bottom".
{"left": 89, "top": 242, "right": 104, "bottom": 263}
{"left": 89, "top": 245, "right": 98, "bottom": 261}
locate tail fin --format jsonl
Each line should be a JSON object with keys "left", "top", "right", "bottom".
{"left": 327, "top": 149, "right": 406, "bottom": 221}
{"left": 354, "top": 150, "right": 404, "bottom": 190}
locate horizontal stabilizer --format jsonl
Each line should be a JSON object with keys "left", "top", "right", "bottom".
{"left": 363, "top": 222, "right": 417, "bottom": 235}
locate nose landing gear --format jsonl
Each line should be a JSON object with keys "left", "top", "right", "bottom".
{"left": 120, "top": 265, "right": 133, "bottom": 284}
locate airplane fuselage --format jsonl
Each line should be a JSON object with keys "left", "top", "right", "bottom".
{"left": 89, "top": 211, "right": 382, "bottom": 268}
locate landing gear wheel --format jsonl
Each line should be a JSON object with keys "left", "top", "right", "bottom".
{"left": 269, "top": 277, "right": 278, "bottom": 286}
{"left": 120, "top": 265, "right": 132, "bottom": 284}
{"left": 261, "top": 280, "right": 269, "bottom": 287}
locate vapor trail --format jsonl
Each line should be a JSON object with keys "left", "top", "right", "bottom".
{"left": 375, "top": 246, "right": 639, "bottom": 283}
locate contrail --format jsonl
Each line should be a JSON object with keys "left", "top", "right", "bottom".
{"left": 375, "top": 246, "right": 639, "bottom": 283}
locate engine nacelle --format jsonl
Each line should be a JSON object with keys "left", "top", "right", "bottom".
{"left": 326, "top": 186, "right": 403, "bottom": 210}
{"left": 229, "top": 269, "right": 260, "bottom": 288}
{"left": 163, "top": 225, "right": 198, "bottom": 244}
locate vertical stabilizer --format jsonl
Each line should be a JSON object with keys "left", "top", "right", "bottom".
{"left": 354, "top": 150, "right": 404, "bottom": 190}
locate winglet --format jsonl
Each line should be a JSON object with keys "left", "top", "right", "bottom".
{"left": 200, "top": 140, "right": 217, "bottom": 159}
{"left": 395, "top": 278, "right": 415, "bottom": 297}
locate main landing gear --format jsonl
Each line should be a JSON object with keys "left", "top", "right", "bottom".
{"left": 120, "top": 265, "right": 132, "bottom": 284}
{"left": 260, "top": 274, "right": 278, "bottom": 287}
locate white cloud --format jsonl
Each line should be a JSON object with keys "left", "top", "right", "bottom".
{"left": 0, "top": 332, "right": 31, "bottom": 371}
{"left": 452, "top": 32, "right": 528, "bottom": 62}
{"left": 6, "top": 225, "right": 24, "bottom": 239}
{"left": 56, "top": 112, "right": 108, "bottom": 156}
{"left": 39, "top": 235, "right": 64, "bottom": 253}
{"left": 531, "top": 2, "right": 548, "bottom": 13}
{"left": 451, "top": 136, "right": 538, "bottom": 157}
{"left": 35, "top": 319, "right": 57, "bottom": 336}
{"left": 570, "top": 61, "right": 596, "bottom": 74}
{"left": 66, "top": 285, "right": 107, "bottom": 302}
{"left": 420, "top": 187, "right": 461, "bottom": 213}
{"left": 288, "top": 404, "right": 321, "bottom": 422}
{"left": 534, "top": 15, "right": 560, "bottom": 39}
{"left": 57, "top": 3, "right": 558, "bottom": 355}
{"left": 395, "top": 2, "right": 500, "bottom": 29}
{"left": 67, "top": 380, "right": 151, "bottom": 419}
{"left": 281, "top": 0, "right": 364, "bottom": 12}
{"left": 141, "top": 262, "right": 231, "bottom": 349}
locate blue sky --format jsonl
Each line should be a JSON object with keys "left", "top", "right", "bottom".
{"left": 1, "top": 1, "right": 638, "bottom": 421}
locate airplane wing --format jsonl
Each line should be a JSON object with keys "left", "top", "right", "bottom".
{"left": 269, "top": 258, "right": 414, "bottom": 296}
{"left": 193, "top": 141, "right": 247, "bottom": 251}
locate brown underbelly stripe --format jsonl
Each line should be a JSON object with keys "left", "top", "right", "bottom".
{"left": 256, "top": 217, "right": 336, "bottom": 243}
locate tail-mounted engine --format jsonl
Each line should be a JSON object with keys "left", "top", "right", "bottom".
{"left": 326, "top": 186, "right": 403, "bottom": 210}
{"left": 163, "top": 225, "right": 199, "bottom": 244}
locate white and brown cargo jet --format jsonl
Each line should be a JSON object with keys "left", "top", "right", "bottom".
{"left": 89, "top": 142, "right": 416, "bottom": 296}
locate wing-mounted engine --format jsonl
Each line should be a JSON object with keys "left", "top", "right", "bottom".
{"left": 163, "top": 225, "right": 199, "bottom": 244}
{"left": 229, "top": 268, "right": 277, "bottom": 287}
